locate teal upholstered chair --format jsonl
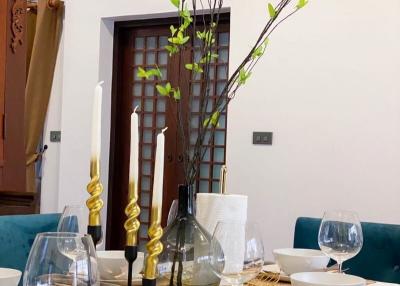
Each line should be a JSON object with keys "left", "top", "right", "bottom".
{"left": 0, "top": 213, "right": 60, "bottom": 285}
{"left": 294, "top": 217, "right": 400, "bottom": 283}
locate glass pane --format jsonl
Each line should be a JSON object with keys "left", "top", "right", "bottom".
{"left": 212, "top": 181, "right": 220, "bottom": 193}
{"left": 135, "top": 52, "right": 144, "bottom": 65}
{"left": 142, "top": 145, "right": 152, "bottom": 160}
{"left": 147, "top": 37, "right": 157, "bottom": 49}
{"left": 190, "top": 132, "right": 198, "bottom": 145}
{"left": 206, "top": 99, "right": 214, "bottom": 112}
{"left": 200, "top": 164, "right": 210, "bottom": 179}
{"left": 160, "top": 67, "right": 167, "bottom": 80}
{"left": 134, "top": 68, "right": 140, "bottom": 80}
{"left": 146, "top": 52, "right": 156, "bottom": 65}
{"left": 214, "top": 148, "right": 225, "bottom": 163}
{"left": 191, "top": 99, "right": 200, "bottom": 112}
{"left": 135, "top": 37, "right": 145, "bottom": 49}
{"left": 159, "top": 36, "right": 168, "bottom": 47}
{"left": 157, "top": 114, "right": 166, "bottom": 128}
{"left": 139, "top": 225, "right": 148, "bottom": 238}
{"left": 133, "top": 84, "right": 142, "bottom": 96}
{"left": 213, "top": 165, "right": 222, "bottom": 179}
{"left": 145, "top": 84, "right": 154, "bottom": 96}
{"left": 218, "top": 33, "right": 229, "bottom": 46}
{"left": 194, "top": 38, "right": 202, "bottom": 47}
{"left": 157, "top": 98, "right": 166, "bottom": 112}
{"left": 218, "top": 49, "right": 229, "bottom": 63}
{"left": 143, "top": 114, "right": 153, "bottom": 128}
{"left": 199, "top": 180, "right": 209, "bottom": 193}
{"left": 132, "top": 98, "right": 141, "bottom": 109}
{"left": 191, "top": 116, "right": 199, "bottom": 128}
{"left": 202, "top": 147, "right": 210, "bottom": 161}
{"left": 216, "top": 82, "right": 225, "bottom": 96}
{"left": 219, "top": 114, "right": 226, "bottom": 128}
{"left": 140, "top": 192, "right": 150, "bottom": 206}
{"left": 194, "top": 50, "right": 202, "bottom": 62}
{"left": 144, "top": 99, "right": 153, "bottom": 112}
{"left": 142, "top": 161, "right": 151, "bottom": 175}
{"left": 142, "top": 177, "right": 150, "bottom": 190}
{"left": 143, "top": 131, "right": 152, "bottom": 143}
{"left": 140, "top": 209, "right": 149, "bottom": 222}
{"left": 214, "top": 131, "right": 225, "bottom": 145}
{"left": 217, "top": 66, "right": 228, "bottom": 80}
{"left": 209, "top": 66, "right": 215, "bottom": 78}
{"left": 192, "top": 83, "right": 201, "bottom": 96}
{"left": 159, "top": 51, "right": 168, "bottom": 65}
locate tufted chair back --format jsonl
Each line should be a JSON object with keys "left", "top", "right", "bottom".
{"left": 294, "top": 217, "right": 400, "bottom": 283}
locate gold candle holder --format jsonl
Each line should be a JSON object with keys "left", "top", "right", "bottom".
{"left": 124, "top": 180, "right": 141, "bottom": 247}
{"left": 86, "top": 158, "right": 104, "bottom": 226}
{"left": 144, "top": 206, "right": 164, "bottom": 280}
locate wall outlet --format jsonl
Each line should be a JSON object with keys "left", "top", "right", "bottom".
{"left": 253, "top": 132, "right": 273, "bottom": 145}
{"left": 50, "top": 131, "right": 61, "bottom": 142}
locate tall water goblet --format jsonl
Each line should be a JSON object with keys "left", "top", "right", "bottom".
{"left": 318, "top": 210, "right": 363, "bottom": 273}
{"left": 209, "top": 221, "right": 264, "bottom": 286}
{"left": 23, "top": 232, "right": 99, "bottom": 286}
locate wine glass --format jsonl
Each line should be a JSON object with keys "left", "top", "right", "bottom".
{"left": 23, "top": 232, "right": 99, "bottom": 286}
{"left": 209, "top": 221, "right": 264, "bottom": 286}
{"left": 318, "top": 210, "right": 363, "bottom": 273}
{"left": 57, "top": 205, "right": 87, "bottom": 234}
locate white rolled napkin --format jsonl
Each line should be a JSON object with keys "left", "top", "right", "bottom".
{"left": 196, "top": 193, "right": 248, "bottom": 274}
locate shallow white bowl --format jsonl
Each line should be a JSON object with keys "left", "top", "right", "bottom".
{"left": 290, "top": 272, "right": 366, "bottom": 286}
{"left": 0, "top": 268, "right": 22, "bottom": 286}
{"left": 273, "top": 248, "right": 329, "bottom": 275}
{"left": 97, "top": 250, "right": 144, "bottom": 281}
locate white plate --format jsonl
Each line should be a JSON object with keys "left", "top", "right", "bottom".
{"left": 262, "top": 264, "right": 290, "bottom": 282}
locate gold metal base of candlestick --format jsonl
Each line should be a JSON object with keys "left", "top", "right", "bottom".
{"left": 144, "top": 207, "right": 163, "bottom": 280}
{"left": 86, "top": 158, "right": 104, "bottom": 226}
{"left": 125, "top": 181, "right": 141, "bottom": 247}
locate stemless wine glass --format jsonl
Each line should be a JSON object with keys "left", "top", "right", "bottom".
{"left": 57, "top": 205, "right": 87, "bottom": 233}
{"left": 318, "top": 210, "right": 363, "bottom": 273}
{"left": 23, "top": 232, "right": 99, "bottom": 286}
{"left": 209, "top": 221, "right": 264, "bottom": 286}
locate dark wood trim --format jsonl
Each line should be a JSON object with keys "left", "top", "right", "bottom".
{"left": 0, "top": 191, "right": 37, "bottom": 215}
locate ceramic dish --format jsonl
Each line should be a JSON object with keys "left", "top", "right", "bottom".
{"left": 290, "top": 272, "right": 366, "bottom": 286}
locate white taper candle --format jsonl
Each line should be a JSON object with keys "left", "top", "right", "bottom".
{"left": 91, "top": 81, "right": 104, "bottom": 160}
{"left": 151, "top": 127, "right": 167, "bottom": 216}
{"left": 129, "top": 106, "right": 140, "bottom": 186}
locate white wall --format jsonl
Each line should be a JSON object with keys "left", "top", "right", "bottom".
{"left": 42, "top": 0, "right": 400, "bottom": 258}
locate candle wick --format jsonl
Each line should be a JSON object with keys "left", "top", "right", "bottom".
{"left": 162, "top": 127, "right": 168, "bottom": 133}
{"left": 134, "top": 105, "right": 140, "bottom": 113}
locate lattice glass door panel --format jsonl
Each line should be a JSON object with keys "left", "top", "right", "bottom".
{"left": 190, "top": 29, "right": 230, "bottom": 194}
{"left": 132, "top": 34, "right": 169, "bottom": 251}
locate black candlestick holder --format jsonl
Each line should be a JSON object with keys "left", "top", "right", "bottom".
{"left": 87, "top": 225, "right": 102, "bottom": 247}
{"left": 125, "top": 245, "right": 138, "bottom": 286}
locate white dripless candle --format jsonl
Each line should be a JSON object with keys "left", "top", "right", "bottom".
{"left": 129, "top": 106, "right": 140, "bottom": 187}
{"left": 91, "top": 81, "right": 104, "bottom": 160}
{"left": 151, "top": 127, "right": 168, "bottom": 219}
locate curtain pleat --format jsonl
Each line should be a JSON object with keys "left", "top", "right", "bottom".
{"left": 25, "top": 0, "right": 63, "bottom": 193}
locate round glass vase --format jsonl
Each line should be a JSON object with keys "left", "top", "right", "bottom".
{"left": 158, "top": 185, "right": 220, "bottom": 286}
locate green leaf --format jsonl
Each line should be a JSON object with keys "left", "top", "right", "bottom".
{"left": 296, "top": 0, "right": 308, "bottom": 9}
{"left": 185, "top": 64, "right": 193, "bottom": 70}
{"left": 197, "top": 30, "right": 206, "bottom": 40}
{"left": 238, "top": 69, "right": 252, "bottom": 85}
{"left": 200, "top": 52, "right": 219, "bottom": 64}
{"left": 165, "top": 82, "right": 172, "bottom": 93}
{"left": 165, "top": 45, "right": 179, "bottom": 56}
{"left": 147, "top": 67, "right": 162, "bottom": 78}
{"left": 156, "top": 84, "right": 168, "bottom": 96}
{"left": 173, "top": 88, "right": 181, "bottom": 100}
{"left": 203, "top": 111, "right": 220, "bottom": 128}
{"left": 170, "top": 25, "right": 178, "bottom": 36}
{"left": 170, "top": 0, "right": 180, "bottom": 8}
{"left": 268, "top": 3, "right": 276, "bottom": 18}
{"left": 137, "top": 67, "right": 149, "bottom": 79}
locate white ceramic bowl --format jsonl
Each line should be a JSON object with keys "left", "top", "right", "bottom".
{"left": 290, "top": 272, "right": 366, "bottom": 286}
{"left": 97, "top": 250, "right": 144, "bottom": 280}
{"left": 273, "top": 248, "right": 330, "bottom": 275}
{"left": 0, "top": 268, "right": 22, "bottom": 286}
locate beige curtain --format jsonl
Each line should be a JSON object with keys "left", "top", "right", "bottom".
{"left": 25, "top": 0, "right": 63, "bottom": 193}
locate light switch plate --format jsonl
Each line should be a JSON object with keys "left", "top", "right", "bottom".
{"left": 253, "top": 132, "right": 273, "bottom": 145}
{"left": 50, "top": 131, "right": 61, "bottom": 142}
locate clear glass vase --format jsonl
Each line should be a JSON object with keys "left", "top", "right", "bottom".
{"left": 158, "top": 185, "right": 220, "bottom": 286}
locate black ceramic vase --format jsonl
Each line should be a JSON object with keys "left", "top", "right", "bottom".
{"left": 157, "top": 185, "right": 220, "bottom": 286}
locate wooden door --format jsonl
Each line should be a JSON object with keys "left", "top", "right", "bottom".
{"left": 107, "top": 17, "right": 230, "bottom": 250}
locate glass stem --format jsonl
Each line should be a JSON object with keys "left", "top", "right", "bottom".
{"left": 338, "top": 262, "right": 343, "bottom": 273}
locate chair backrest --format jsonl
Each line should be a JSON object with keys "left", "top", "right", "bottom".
{"left": 0, "top": 213, "right": 60, "bottom": 275}
{"left": 294, "top": 217, "right": 400, "bottom": 283}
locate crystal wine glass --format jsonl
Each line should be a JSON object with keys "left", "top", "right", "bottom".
{"left": 167, "top": 199, "right": 178, "bottom": 226}
{"left": 23, "top": 232, "right": 99, "bottom": 286}
{"left": 318, "top": 210, "right": 363, "bottom": 273}
{"left": 209, "top": 221, "right": 264, "bottom": 286}
{"left": 57, "top": 205, "right": 87, "bottom": 234}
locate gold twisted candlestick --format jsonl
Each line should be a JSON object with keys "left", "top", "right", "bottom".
{"left": 144, "top": 207, "right": 164, "bottom": 280}
{"left": 124, "top": 181, "right": 141, "bottom": 246}
{"left": 86, "top": 159, "right": 104, "bottom": 226}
